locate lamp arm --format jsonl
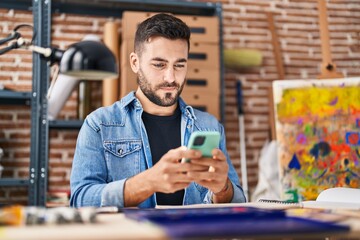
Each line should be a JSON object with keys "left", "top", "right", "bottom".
{"left": 0, "top": 31, "right": 21, "bottom": 46}
{"left": 0, "top": 42, "right": 18, "bottom": 55}
{"left": 0, "top": 36, "right": 52, "bottom": 58}
{"left": 27, "top": 45, "right": 52, "bottom": 58}
{"left": 0, "top": 37, "right": 26, "bottom": 55}
{"left": 0, "top": 34, "right": 62, "bottom": 66}
{"left": 26, "top": 45, "right": 64, "bottom": 65}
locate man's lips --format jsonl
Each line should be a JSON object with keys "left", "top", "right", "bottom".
{"left": 160, "top": 87, "right": 176, "bottom": 91}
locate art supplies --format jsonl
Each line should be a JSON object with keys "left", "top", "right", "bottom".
{"left": 0, "top": 205, "right": 97, "bottom": 226}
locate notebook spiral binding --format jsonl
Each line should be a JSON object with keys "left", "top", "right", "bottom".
{"left": 258, "top": 199, "right": 299, "bottom": 205}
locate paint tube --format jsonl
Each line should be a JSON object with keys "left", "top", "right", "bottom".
{"left": 0, "top": 205, "right": 97, "bottom": 226}
{"left": 0, "top": 205, "right": 24, "bottom": 225}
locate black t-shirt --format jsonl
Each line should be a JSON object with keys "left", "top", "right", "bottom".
{"left": 142, "top": 106, "right": 184, "bottom": 205}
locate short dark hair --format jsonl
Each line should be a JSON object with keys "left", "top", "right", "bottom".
{"left": 134, "top": 13, "right": 191, "bottom": 55}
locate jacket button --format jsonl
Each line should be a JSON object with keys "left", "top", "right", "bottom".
{"left": 118, "top": 149, "right": 123, "bottom": 154}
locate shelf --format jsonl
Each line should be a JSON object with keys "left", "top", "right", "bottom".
{"left": 0, "top": 90, "right": 31, "bottom": 105}
{"left": 0, "top": 0, "right": 222, "bottom": 206}
{"left": 49, "top": 120, "right": 83, "bottom": 130}
{"left": 0, "top": 0, "right": 218, "bottom": 17}
{"left": 0, "top": 178, "right": 29, "bottom": 187}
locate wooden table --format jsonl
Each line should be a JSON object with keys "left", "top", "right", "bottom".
{"left": 1, "top": 213, "right": 168, "bottom": 240}
{"left": 1, "top": 203, "right": 359, "bottom": 240}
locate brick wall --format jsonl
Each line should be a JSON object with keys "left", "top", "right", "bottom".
{"left": 220, "top": 0, "right": 360, "bottom": 199}
{"left": 0, "top": 0, "right": 359, "bottom": 204}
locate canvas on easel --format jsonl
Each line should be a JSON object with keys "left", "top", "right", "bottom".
{"left": 273, "top": 77, "right": 360, "bottom": 201}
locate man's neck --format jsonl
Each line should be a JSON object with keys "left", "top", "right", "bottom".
{"left": 135, "top": 88, "right": 177, "bottom": 116}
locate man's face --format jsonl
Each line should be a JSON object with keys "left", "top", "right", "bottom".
{"left": 133, "top": 37, "right": 188, "bottom": 107}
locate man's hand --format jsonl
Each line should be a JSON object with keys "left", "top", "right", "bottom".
{"left": 124, "top": 146, "right": 203, "bottom": 207}
{"left": 147, "top": 146, "right": 202, "bottom": 193}
{"left": 185, "top": 148, "right": 233, "bottom": 203}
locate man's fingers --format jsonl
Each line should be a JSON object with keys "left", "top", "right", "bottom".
{"left": 187, "top": 170, "right": 217, "bottom": 180}
{"left": 164, "top": 146, "right": 201, "bottom": 163}
{"left": 189, "top": 157, "right": 222, "bottom": 167}
{"left": 163, "top": 172, "right": 194, "bottom": 183}
{"left": 211, "top": 148, "right": 226, "bottom": 161}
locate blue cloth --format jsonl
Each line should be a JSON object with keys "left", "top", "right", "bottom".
{"left": 70, "top": 92, "right": 246, "bottom": 208}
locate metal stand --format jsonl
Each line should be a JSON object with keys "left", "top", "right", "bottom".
{"left": 28, "top": 0, "right": 51, "bottom": 206}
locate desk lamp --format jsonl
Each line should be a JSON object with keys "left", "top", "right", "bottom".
{"left": 0, "top": 24, "right": 118, "bottom": 80}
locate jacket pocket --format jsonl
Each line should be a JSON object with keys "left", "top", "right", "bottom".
{"left": 103, "top": 140, "right": 142, "bottom": 180}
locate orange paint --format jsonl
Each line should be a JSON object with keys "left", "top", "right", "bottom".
{"left": 331, "top": 144, "right": 351, "bottom": 154}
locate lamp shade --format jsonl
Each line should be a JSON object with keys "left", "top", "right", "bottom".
{"left": 59, "top": 40, "right": 118, "bottom": 80}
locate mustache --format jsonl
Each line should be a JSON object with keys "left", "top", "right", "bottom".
{"left": 156, "top": 82, "right": 180, "bottom": 89}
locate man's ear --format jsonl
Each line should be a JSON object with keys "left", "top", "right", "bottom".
{"left": 130, "top": 52, "right": 139, "bottom": 73}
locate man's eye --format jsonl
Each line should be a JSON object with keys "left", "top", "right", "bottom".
{"left": 153, "top": 63, "right": 165, "bottom": 68}
{"left": 174, "top": 64, "right": 185, "bottom": 68}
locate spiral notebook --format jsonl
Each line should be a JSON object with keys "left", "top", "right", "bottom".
{"left": 257, "top": 198, "right": 360, "bottom": 211}
{"left": 256, "top": 199, "right": 302, "bottom": 209}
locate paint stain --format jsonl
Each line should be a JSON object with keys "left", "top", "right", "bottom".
{"left": 356, "top": 149, "right": 360, "bottom": 159}
{"left": 304, "top": 125, "right": 312, "bottom": 136}
{"left": 297, "top": 118, "right": 303, "bottom": 125}
{"left": 332, "top": 144, "right": 351, "bottom": 154}
{"left": 326, "top": 131, "right": 340, "bottom": 144}
{"left": 312, "top": 169, "right": 327, "bottom": 179}
{"left": 345, "top": 177, "right": 350, "bottom": 185}
{"left": 303, "top": 154, "right": 314, "bottom": 164}
{"left": 289, "top": 154, "right": 301, "bottom": 170}
{"left": 345, "top": 132, "right": 360, "bottom": 146}
{"left": 296, "top": 133, "right": 307, "bottom": 145}
{"left": 310, "top": 141, "right": 331, "bottom": 159}
{"left": 329, "top": 96, "right": 338, "bottom": 105}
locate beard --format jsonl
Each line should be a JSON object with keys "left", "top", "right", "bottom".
{"left": 137, "top": 67, "right": 185, "bottom": 107}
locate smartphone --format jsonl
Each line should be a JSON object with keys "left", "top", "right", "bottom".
{"left": 181, "top": 131, "right": 221, "bottom": 163}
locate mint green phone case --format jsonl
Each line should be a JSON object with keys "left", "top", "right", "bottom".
{"left": 182, "top": 131, "right": 220, "bottom": 163}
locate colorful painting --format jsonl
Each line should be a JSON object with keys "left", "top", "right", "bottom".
{"left": 273, "top": 77, "right": 360, "bottom": 201}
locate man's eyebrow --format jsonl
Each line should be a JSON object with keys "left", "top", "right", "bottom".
{"left": 151, "top": 57, "right": 167, "bottom": 62}
{"left": 151, "top": 57, "right": 187, "bottom": 63}
{"left": 177, "top": 58, "right": 187, "bottom": 63}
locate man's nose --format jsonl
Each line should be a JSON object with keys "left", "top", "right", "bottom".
{"left": 163, "top": 67, "right": 175, "bottom": 83}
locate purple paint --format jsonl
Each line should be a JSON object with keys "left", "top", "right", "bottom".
{"left": 296, "top": 133, "right": 307, "bottom": 145}
{"left": 329, "top": 96, "right": 338, "bottom": 105}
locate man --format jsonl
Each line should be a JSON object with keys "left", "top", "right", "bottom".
{"left": 70, "top": 13, "right": 246, "bottom": 208}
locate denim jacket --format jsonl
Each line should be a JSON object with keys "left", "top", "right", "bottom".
{"left": 70, "top": 92, "right": 246, "bottom": 208}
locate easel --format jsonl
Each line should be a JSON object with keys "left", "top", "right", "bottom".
{"left": 267, "top": 0, "right": 343, "bottom": 140}
{"left": 317, "top": 0, "right": 343, "bottom": 79}
{"left": 267, "top": 12, "right": 283, "bottom": 141}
